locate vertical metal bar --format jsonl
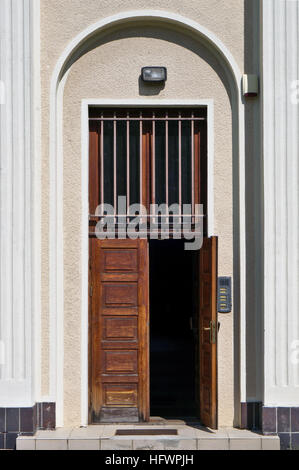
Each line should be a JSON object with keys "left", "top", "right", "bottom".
{"left": 140, "top": 111, "right": 143, "bottom": 207}
{"left": 152, "top": 111, "right": 156, "bottom": 206}
{"left": 178, "top": 112, "right": 182, "bottom": 222}
{"left": 100, "top": 113, "right": 104, "bottom": 211}
{"left": 165, "top": 111, "right": 169, "bottom": 207}
{"left": 151, "top": 111, "right": 156, "bottom": 229}
{"left": 127, "top": 111, "right": 130, "bottom": 213}
{"left": 113, "top": 112, "right": 117, "bottom": 218}
{"left": 191, "top": 111, "right": 195, "bottom": 223}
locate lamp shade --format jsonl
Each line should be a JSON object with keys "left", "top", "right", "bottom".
{"left": 141, "top": 67, "right": 167, "bottom": 83}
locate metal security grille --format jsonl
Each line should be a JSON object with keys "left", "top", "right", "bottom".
{"left": 89, "top": 108, "right": 207, "bottom": 235}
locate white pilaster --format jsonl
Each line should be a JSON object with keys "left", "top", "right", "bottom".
{"left": 0, "top": 0, "right": 40, "bottom": 407}
{"left": 262, "top": 0, "right": 299, "bottom": 406}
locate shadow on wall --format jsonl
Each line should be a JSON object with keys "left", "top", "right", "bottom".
{"left": 138, "top": 75, "right": 165, "bottom": 96}
{"left": 233, "top": 0, "right": 263, "bottom": 430}
{"left": 243, "top": 0, "right": 263, "bottom": 411}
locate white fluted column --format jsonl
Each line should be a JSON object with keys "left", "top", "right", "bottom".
{"left": 0, "top": 0, "right": 40, "bottom": 406}
{"left": 262, "top": 0, "right": 299, "bottom": 406}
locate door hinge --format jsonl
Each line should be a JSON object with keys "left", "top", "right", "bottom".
{"left": 90, "top": 285, "right": 93, "bottom": 297}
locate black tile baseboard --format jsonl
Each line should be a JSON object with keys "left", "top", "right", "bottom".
{"left": 240, "top": 403, "right": 299, "bottom": 450}
{"left": 261, "top": 407, "right": 276, "bottom": 433}
{"left": 262, "top": 406, "right": 299, "bottom": 450}
{"left": 291, "top": 432, "right": 299, "bottom": 450}
{"left": 5, "top": 433, "right": 18, "bottom": 450}
{"left": 0, "top": 402, "right": 56, "bottom": 450}
{"left": 0, "top": 408, "right": 5, "bottom": 433}
{"left": 277, "top": 407, "right": 290, "bottom": 432}
{"left": 240, "top": 402, "right": 262, "bottom": 431}
{"left": 6, "top": 408, "right": 19, "bottom": 433}
{"left": 291, "top": 408, "right": 299, "bottom": 432}
{"left": 20, "top": 407, "right": 36, "bottom": 434}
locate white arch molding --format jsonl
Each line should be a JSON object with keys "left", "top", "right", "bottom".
{"left": 48, "top": 10, "right": 246, "bottom": 427}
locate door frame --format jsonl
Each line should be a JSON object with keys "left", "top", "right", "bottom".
{"left": 81, "top": 99, "right": 215, "bottom": 426}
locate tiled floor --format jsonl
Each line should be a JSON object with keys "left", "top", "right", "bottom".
{"left": 16, "top": 422, "right": 280, "bottom": 450}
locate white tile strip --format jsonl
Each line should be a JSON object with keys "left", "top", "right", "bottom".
{"left": 16, "top": 426, "right": 280, "bottom": 451}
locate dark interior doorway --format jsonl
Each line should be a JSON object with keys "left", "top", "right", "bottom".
{"left": 149, "top": 239, "right": 199, "bottom": 418}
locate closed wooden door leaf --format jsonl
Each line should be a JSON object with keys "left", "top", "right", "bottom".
{"left": 90, "top": 239, "right": 149, "bottom": 423}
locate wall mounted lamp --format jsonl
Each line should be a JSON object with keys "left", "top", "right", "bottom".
{"left": 141, "top": 67, "right": 167, "bottom": 83}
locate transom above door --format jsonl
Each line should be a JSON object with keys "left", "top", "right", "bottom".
{"left": 89, "top": 108, "right": 207, "bottom": 235}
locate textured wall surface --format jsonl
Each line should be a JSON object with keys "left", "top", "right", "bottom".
{"left": 62, "top": 27, "right": 234, "bottom": 427}
{"left": 39, "top": 0, "right": 246, "bottom": 427}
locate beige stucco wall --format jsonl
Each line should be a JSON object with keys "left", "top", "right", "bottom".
{"left": 40, "top": 0, "right": 246, "bottom": 427}
{"left": 64, "top": 27, "right": 234, "bottom": 427}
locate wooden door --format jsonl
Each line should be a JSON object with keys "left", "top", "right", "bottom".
{"left": 89, "top": 238, "right": 149, "bottom": 423}
{"left": 199, "top": 237, "right": 218, "bottom": 429}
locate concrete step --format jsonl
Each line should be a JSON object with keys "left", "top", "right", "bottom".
{"left": 16, "top": 425, "right": 280, "bottom": 450}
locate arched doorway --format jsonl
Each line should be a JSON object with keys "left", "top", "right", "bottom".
{"left": 49, "top": 11, "right": 245, "bottom": 428}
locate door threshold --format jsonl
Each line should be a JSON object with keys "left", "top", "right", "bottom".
{"left": 90, "top": 417, "right": 202, "bottom": 426}
{"left": 149, "top": 416, "right": 202, "bottom": 425}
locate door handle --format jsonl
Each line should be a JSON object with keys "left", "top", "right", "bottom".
{"left": 203, "top": 321, "right": 216, "bottom": 344}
